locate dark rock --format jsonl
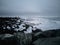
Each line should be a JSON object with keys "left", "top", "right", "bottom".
{"left": 39, "top": 29, "right": 60, "bottom": 38}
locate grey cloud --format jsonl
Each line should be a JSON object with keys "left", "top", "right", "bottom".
{"left": 0, "top": 0, "right": 60, "bottom": 16}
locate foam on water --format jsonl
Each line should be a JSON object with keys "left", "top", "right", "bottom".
{"left": 23, "top": 16, "right": 60, "bottom": 31}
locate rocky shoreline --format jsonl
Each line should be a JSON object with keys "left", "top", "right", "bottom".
{"left": 0, "top": 17, "right": 60, "bottom": 45}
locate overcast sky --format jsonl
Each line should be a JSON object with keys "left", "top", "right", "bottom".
{"left": 0, "top": 0, "right": 60, "bottom": 16}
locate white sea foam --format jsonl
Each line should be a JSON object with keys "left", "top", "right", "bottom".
{"left": 23, "top": 16, "right": 60, "bottom": 31}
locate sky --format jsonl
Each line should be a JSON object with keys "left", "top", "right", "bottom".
{"left": 0, "top": 0, "right": 60, "bottom": 16}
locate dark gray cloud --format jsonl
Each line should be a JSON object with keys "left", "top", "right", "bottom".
{"left": 0, "top": 0, "right": 60, "bottom": 16}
